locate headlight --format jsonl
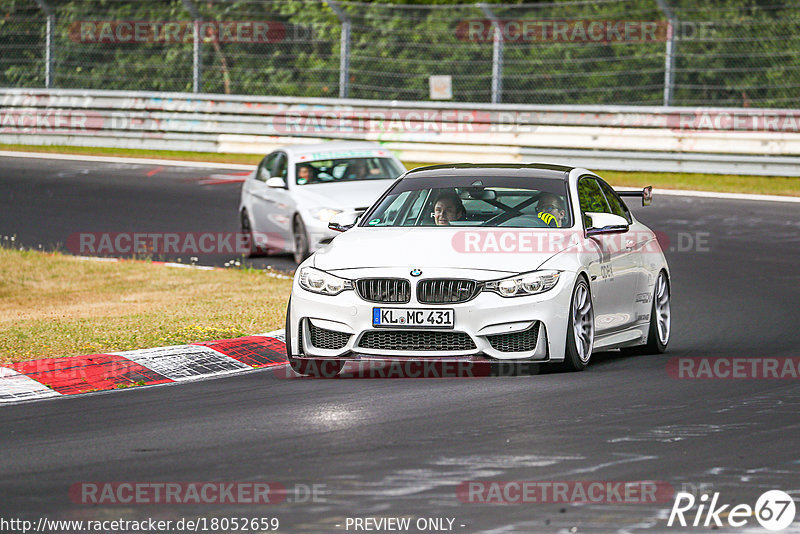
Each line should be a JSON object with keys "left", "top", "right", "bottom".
{"left": 298, "top": 267, "right": 353, "bottom": 296}
{"left": 310, "top": 207, "right": 343, "bottom": 223}
{"left": 484, "top": 270, "right": 561, "bottom": 297}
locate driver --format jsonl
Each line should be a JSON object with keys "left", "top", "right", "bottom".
{"left": 536, "top": 192, "right": 567, "bottom": 227}
{"left": 433, "top": 191, "right": 466, "bottom": 226}
{"left": 296, "top": 164, "right": 316, "bottom": 185}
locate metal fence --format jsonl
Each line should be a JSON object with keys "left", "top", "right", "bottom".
{"left": 2, "top": 0, "right": 800, "bottom": 107}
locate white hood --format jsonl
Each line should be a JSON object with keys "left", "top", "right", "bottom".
{"left": 313, "top": 226, "right": 582, "bottom": 276}
{"left": 292, "top": 180, "right": 395, "bottom": 211}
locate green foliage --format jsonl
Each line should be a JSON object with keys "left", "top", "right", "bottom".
{"left": 1, "top": 0, "right": 797, "bottom": 107}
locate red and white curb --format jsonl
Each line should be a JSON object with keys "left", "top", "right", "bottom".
{"left": 0, "top": 330, "right": 287, "bottom": 405}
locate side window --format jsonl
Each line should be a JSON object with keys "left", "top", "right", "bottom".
{"left": 577, "top": 177, "right": 610, "bottom": 224}
{"left": 256, "top": 153, "right": 277, "bottom": 182}
{"left": 272, "top": 153, "right": 288, "bottom": 180}
{"left": 597, "top": 179, "right": 632, "bottom": 223}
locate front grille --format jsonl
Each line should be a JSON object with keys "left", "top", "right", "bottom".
{"left": 356, "top": 278, "right": 410, "bottom": 303}
{"left": 357, "top": 330, "right": 476, "bottom": 351}
{"left": 417, "top": 279, "right": 482, "bottom": 304}
{"left": 487, "top": 323, "right": 540, "bottom": 352}
{"left": 308, "top": 323, "right": 351, "bottom": 350}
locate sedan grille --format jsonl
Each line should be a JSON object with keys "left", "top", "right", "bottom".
{"left": 357, "top": 330, "right": 476, "bottom": 351}
{"left": 356, "top": 278, "right": 410, "bottom": 303}
{"left": 417, "top": 279, "right": 482, "bottom": 304}
{"left": 308, "top": 323, "right": 351, "bottom": 350}
{"left": 486, "top": 323, "right": 540, "bottom": 352}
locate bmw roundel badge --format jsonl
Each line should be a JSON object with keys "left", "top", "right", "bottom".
{"left": 410, "top": 269, "right": 422, "bottom": 277}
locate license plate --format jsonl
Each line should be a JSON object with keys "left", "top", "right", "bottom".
{"left": 372, "top": 308, "right": 454, "bottom": 328}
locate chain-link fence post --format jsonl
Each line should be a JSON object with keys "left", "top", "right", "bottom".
{"left": 327, "top": 0, "right": 351, "bottom": 98}
{"left": 181, "top": 0, "right": 202, "bottom": 93}
{"left": 33, "top": 0, "right": 54, "bottom": 88}
{"left": 655, "top": 0, "right": 676, "bottom": 106}
{"left": 478, "top": 3, "right": 503, "bottom": 104}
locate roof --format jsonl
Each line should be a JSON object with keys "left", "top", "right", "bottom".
{"left": 404, "top": 163, "right": 573, "bottom": 180}
{"left": 282, "top": 141, "right": 386, "bottom": 156}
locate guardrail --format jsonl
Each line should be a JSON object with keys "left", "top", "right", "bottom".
{"left": 2, "top": 89, "right": 800, "bottom": 176}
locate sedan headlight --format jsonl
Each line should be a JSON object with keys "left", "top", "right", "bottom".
{"left": 310, "top": 207, "right": 343, "bottom": 223}
{"left": 484, "top": 270, "right": 561, "bottom": 297}
{"left": 298, "top": 267, "right": 353, "bottom": 296}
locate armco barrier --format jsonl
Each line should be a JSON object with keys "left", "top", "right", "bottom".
{"left": 2, "top": 89, "right": 800, "bottom": 176}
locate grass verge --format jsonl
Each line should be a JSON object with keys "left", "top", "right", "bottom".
{"left": 2, "top": 143, "right": 799, "bottom": 197}
{"left": 0, "top": 246, "right": 292, "bottom": 363}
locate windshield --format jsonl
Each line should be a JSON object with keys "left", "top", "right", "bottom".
{"left": 362, "top": 176, "right": 573, "bottom": 228}
{"left": 295, "top": 157, "right": 404, "bottom": 185}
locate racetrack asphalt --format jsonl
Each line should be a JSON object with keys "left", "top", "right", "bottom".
{"left": 0, "top": 155, "right": 298, "bottom": 271}
{"left": 1, "top": 155, "right": 799, "bottom": 533}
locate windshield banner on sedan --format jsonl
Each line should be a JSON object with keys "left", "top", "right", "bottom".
{"left": 296, "top": 149, "right": 390, "bottom": 162}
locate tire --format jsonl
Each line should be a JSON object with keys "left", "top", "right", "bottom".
{"left": 292, "top": 216, "right": 310, "bottom": 264}
{"left": 622, "top": 270, "right": 670, "bottom": 355}
{"left": 240, "top": 210, "right": 263, "bottom": 258}
{"left": 561, "top": 276, "right": 595, "bottom": 372}
{"left": 284, "top": 298, "right": 343, "bottom": 378}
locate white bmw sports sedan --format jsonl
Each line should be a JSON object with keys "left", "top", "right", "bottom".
{"left": 286, "top": 164, "right": 671, "bottom": 375}
{"left": 239, "top": 141, "right": 405, "bottom": 263}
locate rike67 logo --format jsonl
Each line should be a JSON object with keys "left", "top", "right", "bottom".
{"left": 668, "top": 490, "right": 796, "bottom": 531}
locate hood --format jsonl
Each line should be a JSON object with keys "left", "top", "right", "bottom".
{"left": 313, "top": 226, "right": 582, "bottom": 276}
{"left": 292, "top": 180, "right": 395, "bottom": 211}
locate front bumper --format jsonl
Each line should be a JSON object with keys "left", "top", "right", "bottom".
{"left": 288, "top": 268, "right": 578, "bottom": 362}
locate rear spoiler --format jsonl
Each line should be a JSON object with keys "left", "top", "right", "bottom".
{"left": 617, "top": 185, "right": 653, "bottom": 206}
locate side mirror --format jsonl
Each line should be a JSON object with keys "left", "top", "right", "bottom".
{"left": 585, "top": 212, "right": 629, "bottom": 237}
{"left": 266, "top": 177, "right": 286, "bottom": 188}
{"left": 328, "top": 211, "right": 361, "bottom": 232}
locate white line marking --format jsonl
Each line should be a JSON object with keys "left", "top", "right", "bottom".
{"left": 0, "top": 367, "right": 62, "bottom": 402}
{"left": 649, "top": 187, "right": 800, "bottom": 203}
{"left": 0, "top": 150, "right": 253, "bottom": 170}
{"left": 162, "top": 262, "right": 216, "bottom": 270}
